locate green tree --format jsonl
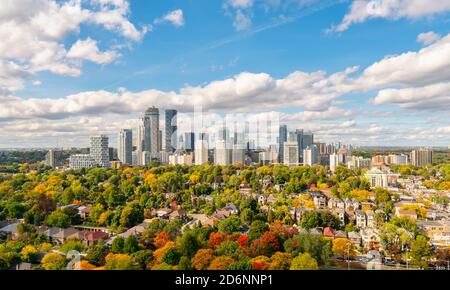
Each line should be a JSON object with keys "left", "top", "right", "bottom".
{"left": 112, "top": 237, "right": 125, "bottom": 254}
{"left": 124, "top": 235, "right": 141, "bottom": 254}
{"left": 410, "top": 235, "right": 434, "bottom": 269}
{"left": 46, "top": 210, "right": 71, "bottom": 228}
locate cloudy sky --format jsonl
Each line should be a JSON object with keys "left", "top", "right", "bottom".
{"left": 0, "top": 0, "right": 449, "bottom": 148}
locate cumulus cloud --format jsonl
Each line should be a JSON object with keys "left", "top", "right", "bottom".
{"left": 354, "top": 33, "right": 450, "bottom": 89}
{"left": 0, "top": 68, "right": 360, "bottom": 122}
{"left": 417, "top": 31, "right": 441, "bottom": 45}
{"left": 332, "top": 0, "right": 450, "bottom": 32}
{"left": 0, "top": 0, "right": 148, "bottom": 94}
{"left": 154, "top": 9, "right": 185, "bottom": 27}
{"left": 67, "top": 38, "right": 120, "bottom": 64}
{"left": 372, "top": 82, "right": 450, "bottom": 110}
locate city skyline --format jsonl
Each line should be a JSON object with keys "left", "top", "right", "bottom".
{"left": 0, "top": 0, "right": 449, "bottom": 148}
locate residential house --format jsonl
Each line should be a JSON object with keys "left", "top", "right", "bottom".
{"left": 348, "top": 231, "right": 362, "bottom": 246}
{"left": 356, "top": 210, "right": 367, "bottom": 228}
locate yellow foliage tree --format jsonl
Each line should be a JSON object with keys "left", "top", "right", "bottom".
{"left": 332, "top": 238, "right": 357, "bottom": 258}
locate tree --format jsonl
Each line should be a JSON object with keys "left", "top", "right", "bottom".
{"left": 250, "top": 256, "right": 270, "bottom": 270}
{"left": 124, "top": 235, "right": 141, "bottom": 254}
{"left": 283, "top": 232, "right": 331, "bottom": 265}
{"left": 248, "top": 220, "right": 269, "bottom": 241}
{"left": 208, "top": 256, "right": 235, "bottom": 270}
{"left": 191, "top": 249, "right": 215, "bottom": 270}
{"left": 105, "top": 253, "right": 138, "bottom": 270}
{"left": 410, "top": 235, "right": 434, "bottom": 269}
{"left": 208, "top": 232, "right": 225, "bottom": 249}
{"left": 86, "top": 240, "right": 109, "bottom": 266}
{"left": 178, "top": 256, "right": 193, "bottom": 270}
{"left": 249, "top": 232, "right": 280, "bottom": 257}
{"left": 60, "top": 239, "right": 85, "bottom": 254}
{"left": 177, "top": 231, "right": 201, "bottom": 259}
{"left": 132, "top": 250, "right": 154, "bottom": 270}
{"left": 215, "top": 240, "right": 246, "bottom": 260}
{"left": 111, "top": 237, "right": 125, "bottom": 254}
{"left": 41, "top": 253, "right": 67, "bottom": 270}
{"left": 218, "top": 215, "right": 241, "bottom": 234}
{"left": 269, "top": 252, "right": 292, "bottom": 270}
{"left": 120, "top": 202, "right": 144, "bottom": 228}
{"left": 290, "top": 253, "right": 319, "bottom": 270}
{"left": 163, "top": 248, "right": 181, "bottom": 266}
{"left": 20, "top": 245, "right": 38, "bottom": 264}
{"left": 46, "top": 210, "right": 71, "bottom": 228}
{"left": 332, "top": 238, "right": 356, "bottom": 258}
{"left": 153, "top": 231, "right": 170, "bottom": 249}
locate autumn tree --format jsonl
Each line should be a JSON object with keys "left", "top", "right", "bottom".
{"left": 208, "top": 256, "right": 235, "bottom": 270}
{"left": 332, "top": 238, "right": 356, "bottom": 258}
{"left": 290, "top": 253, "right": 319, "bottom": 270}
{"left": 191, "top": 249, "right": 215, "bottom": 270}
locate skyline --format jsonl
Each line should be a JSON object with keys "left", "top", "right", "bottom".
{"left": 0, "top": 0, "right": 450, "bottom": 148}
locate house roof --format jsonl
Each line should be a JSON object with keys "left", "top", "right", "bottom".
{"left": 0, "top": 222, "right": 20, "bottom": 233}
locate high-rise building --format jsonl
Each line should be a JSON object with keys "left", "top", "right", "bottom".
{"left": 278, "top": 125, "right": 287, "bottom": 164}
{"left": 232, "top": 143, "right": 245, "bottom": 164}
{"left": 330, "top": 153, "right": 346, "bottom": 172}
{"left": 165, "top": 109, "right": 177, "bottom": 153}
{"left": 46, "top": 149, "right": 57, "bottom": 169}
{"left": 303, "top": 145, "right": 318, "bottom": 166}
{"left": 195, "top": 140, "right": 209, "bottom": 165}
{"left": 139, "top": 107, "right": 160, "bottom": 154}
{"left": 302, "top": 131, "right": 314, "bottom": 150}
{"left": 184, "top": 132, "right": 195, "bottom": 152}
{"left": 90, "top": 135, "right": 110, "bottom": 168}
{"left": 215, "top": 140, "right": 230, "bottom": 165}
{"left": 411, "top": 148, "right": 433, "bottom": 167}
{"left": 118, "top": 129, "right": 133, "bottom": 165}
{"left": 283, "top": 141, "right": 299, "bottom": 167}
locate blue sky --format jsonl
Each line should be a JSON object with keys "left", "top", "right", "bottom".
{"left": 0, "top": 0, "right": 449, "bottom": 148}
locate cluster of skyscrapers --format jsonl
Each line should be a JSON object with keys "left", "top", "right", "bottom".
{"left": 60, "top": 106, "right": 434, "bottom": 170}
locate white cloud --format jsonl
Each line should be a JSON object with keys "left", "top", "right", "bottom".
{"left": 354, "top": 33, "right": 450, "bottom": 89}
{"left": 155, "top": 9, "right": 185, "bottom": 27}
{"left": 0, "top": 0, "right": 148, "bottom": 94}
{"left": 233, "top": 10, "right": 253, "bottom": 31}
{"left": 228, "top": 0, "right": 254, "bottom": 9}
{"left": 417, "top": 31, "right": 441, "bottom": 45}
{"left": 333, "top": 0, "right": 450, "bottom": 32}
{"left": 372, "top": 82, "right": 450, "bottom": 110}
{"left": 67, "top": 38, "right": 120, "bottom": 64}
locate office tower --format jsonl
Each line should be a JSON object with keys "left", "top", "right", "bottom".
{"left": 158, "top": 130, "right": 163, "bottom": 152}
{"left": 303, "top": 145, "right": 318, "bottom": 166}
{"left": 411, "top": 148, "right": 433, "bottom": 167}
{"left": 46, "top": 149, "right": 57, "bottom": 169}
{"left": 118, "top": 129, "right": 133, "bottom": 165}
{"left": 215, "top": 140, "right": 230, "bottom": 165}
{"left": 232, "top": 143, "right": 245, "bottom": 164}
{"left": 278, "top": 125, "right": 287, "bottom": 163}
{"left": 330, "top": 153, "right": 346, "bottom": 172}
{"left": 283, "top": 141, "right": 299, "bottom": 167}
{"left": 139, "top": 107, "right": 160, "bottom": 154}
{"left": 218, "top": 127, "right": 229, "bottom": 142}
{"left": 165, "top": 109, "right": 177, "bottom": 153}
{"left": 195, "top": 140, "right": 209, "bottom": 165}
{"left": 108, "top": 148, "right": 116, "bottom": 161}
{"left": 302, "top": 131, "right": 314, "bottom": 150}
{"left": 90, "top": 135, "right": 110, "bottom": 168}
{"left": 184, "top": 132, "right": 195, "bottom": 152}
